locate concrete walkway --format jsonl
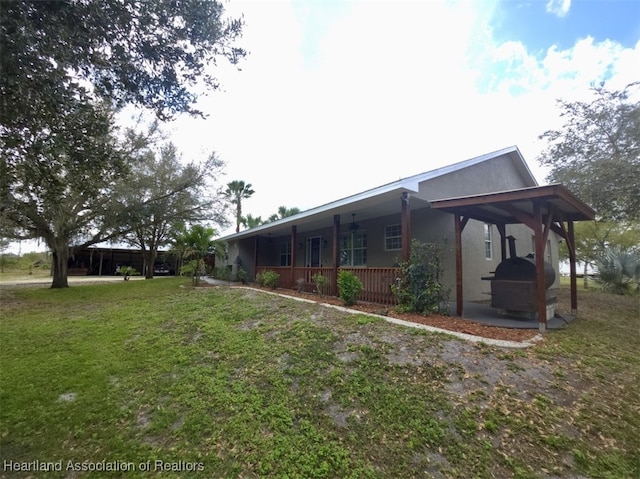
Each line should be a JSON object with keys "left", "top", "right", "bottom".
{"left": 0, "top": 275, "right": 165, "bottom": 286}
{"left": 455, "top": 301, "right": 573, "bottom": 330}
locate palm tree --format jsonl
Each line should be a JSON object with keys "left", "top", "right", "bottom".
{"left": 596, "top": 246, "right": 640, "bottom": 295}
{"left": 223, "top": 180, "right": 255, "bottom": 233}
{"left": 277, "top": 205, "right": 301, "bottom": 218}
{"left": 266, "top": 206, "right": 301, "bottom": 223}
{"left": 171, "top": 224, "right": 224, "bottom": 285}
{"left": 243, "top": 214, "right": 264, "bottom": 229}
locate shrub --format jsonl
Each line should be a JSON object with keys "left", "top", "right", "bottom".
{"left": 212, "top": 266, "right": 231, "bottom": 281}
{"left": 235, "top": 267, "right": 247, "bottom": 284}
{"left": 337, "top": 270, "right": 362, "bottom": 306}
{"left": 261, "top": 270, "right": 280, "bottom": 289}
{"left": 391, "top": 238, "right": 450, "bottom": 315}
{"left": 595, "top": 247, "right": 639, "bottom": 295}
{"left": 312, "top": 273, "right": 330, "bottom": 297}
{"left": 116, "top": 265, "right": 140, "bottom": 276}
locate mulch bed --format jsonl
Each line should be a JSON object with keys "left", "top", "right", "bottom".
{"left": 244, "top": 286, "right": 539, "bottom": 343}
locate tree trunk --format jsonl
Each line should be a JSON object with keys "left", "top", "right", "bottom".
{"left": 51, "top": 247, "right": 70, "bottom": 288}
{"left": 583, "top": 262, "right": 589, "bottom": 289}
{"left": 144, "top": 249, "right": 157, "bottom": 279}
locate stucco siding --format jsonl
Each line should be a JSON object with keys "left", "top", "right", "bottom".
{"left": 414, "top": 156, "right": 535, "bottom": 202}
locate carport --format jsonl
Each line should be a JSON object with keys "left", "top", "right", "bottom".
{"left": 430, "top": 184, "right": 596, "bottom": 332}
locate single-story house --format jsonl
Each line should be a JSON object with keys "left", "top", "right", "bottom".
{"left": 219, "top": 146, "right": 595, "bottom": 330}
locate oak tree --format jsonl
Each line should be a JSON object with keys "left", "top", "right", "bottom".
{"left": 1, "top": 0, "right": 244, "bottom": 287}
{"left": 118, "top": 142, "right": 227, "bottom": 279}
{"left": 537, "top": 83, "right": 640, "bottom": 223}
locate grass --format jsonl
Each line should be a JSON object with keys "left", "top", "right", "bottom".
{"left": 0, "top": 278, "right": 638, "bottom": 478}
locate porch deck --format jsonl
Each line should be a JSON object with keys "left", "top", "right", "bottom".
{"left": 456, "top": 302, "right": 573, "bottom": 330}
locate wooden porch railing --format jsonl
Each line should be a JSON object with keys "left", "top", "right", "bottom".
{"left": 256, "top": 266, "right": 400, "bottom": 305}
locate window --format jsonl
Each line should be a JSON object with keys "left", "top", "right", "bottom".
{"left": 340, "top": 231, "right": 367, "bottom": 266}
{"left": 385, "top": 224, "right": 402, "bottom": 251}
{"left": 484, "top": 223, "right": 493, "bottom": 260}
{"left": 279, "top": 241, "right": 291, "bottom": 266}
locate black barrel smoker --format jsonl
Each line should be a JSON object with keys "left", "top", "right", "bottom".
{"left": 483, "top": 236, "right": 556, "bottom": 319}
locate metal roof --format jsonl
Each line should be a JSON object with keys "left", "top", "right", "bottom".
{"left": 220, "top": 146, "right": 534, "bottom": 240}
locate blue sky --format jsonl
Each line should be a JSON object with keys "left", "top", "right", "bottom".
{"left": 492, "top": 0, "right": 640, "bottom": 52}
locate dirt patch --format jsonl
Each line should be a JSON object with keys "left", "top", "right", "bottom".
{"left": 242, "top": 286, "right": 538, "bottom": 343}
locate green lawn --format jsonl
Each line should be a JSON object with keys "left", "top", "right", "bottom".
{"left": 1, "top": 278, "right": 638, "bottom": 478}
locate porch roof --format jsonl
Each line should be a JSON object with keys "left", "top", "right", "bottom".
{"left": 429, "top": 184, "right": 595, "bottom": 224}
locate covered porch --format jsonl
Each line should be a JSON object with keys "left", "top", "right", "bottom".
{"left": 232, "top": 189, "right": 420, "bottom": 306}
{"left": 431, "top": 184, "right": 596, "bottom": 332}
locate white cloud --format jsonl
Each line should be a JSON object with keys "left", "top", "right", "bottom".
{"left": 11, "top": 0, "right": 637, "bottom": 253}
{"left": 546, "top": 0, "right": 571, "bottom": 18}
{"left": 165, "top": 0, "right": 639, "bottom": 235}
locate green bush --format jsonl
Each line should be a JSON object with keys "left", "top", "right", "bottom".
{"left": 261, "top": 270, "right": 280, "bottom": 289}
{"left": 212, "top": 266, "right": 231, "bottom": 281}
{"left": 312, "top": 273, "right": 330, "bottom": 297}
{"left": 595, "top": 247, "right": 639, "bottom": 295}
{"left": 391, "top": 239, "right": 450, "bottom": 315}
{"left": 235, "top": 267, "right": 247, "bottom": 284}
{"left": 116, "top": 265, "right": 140, "bottom": 276}
{"left": 337, "top": 270, "right": 362, "bottom": 306}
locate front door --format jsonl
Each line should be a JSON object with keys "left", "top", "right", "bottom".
{"left": 306, "top": 236, "right": 322, "bottom": 267}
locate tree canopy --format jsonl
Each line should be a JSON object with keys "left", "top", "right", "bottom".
{"left": 1, "top": 101, "right": 127, "bottom": 287}
{"left": 267, "top": 206, "right": 302, "bottom": 223}
{"left": 537, "top": 83, "right": 640, "bottom": 223}
{"left": 1, "top": 0, "right": 245, "bottom": 126}
{"left": 0, "top": 0, "right": 244, "bottom": 287}
{"left": 118, "top": 141, "right": 226, "bottom": 279}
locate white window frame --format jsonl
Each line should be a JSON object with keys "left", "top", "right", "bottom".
{"left": 279, "top": 241, "right": 291, "bottom": 266}
{"left": 384, "top": 224, "right": 402, "bottom": 251}
{"left": 484, "top": 223, "right": 493, "bottom": 260}
{"left": 340, "top": 230, "right": 367, "bottom": 266}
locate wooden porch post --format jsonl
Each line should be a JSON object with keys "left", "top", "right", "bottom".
{"left": 496, "top": 223, "right": 507, "bottom": 262}
{"left": 568, "top": 221, "right": 578, "bottom": 316}
{"left": 533, "top": 202, "right": 547, "bottom": 332}
{"left": 332, "top": 214, "right": 340, "bottom": 296}
{"left": 401, "top": 193, "right": 411, "bottom": 262}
